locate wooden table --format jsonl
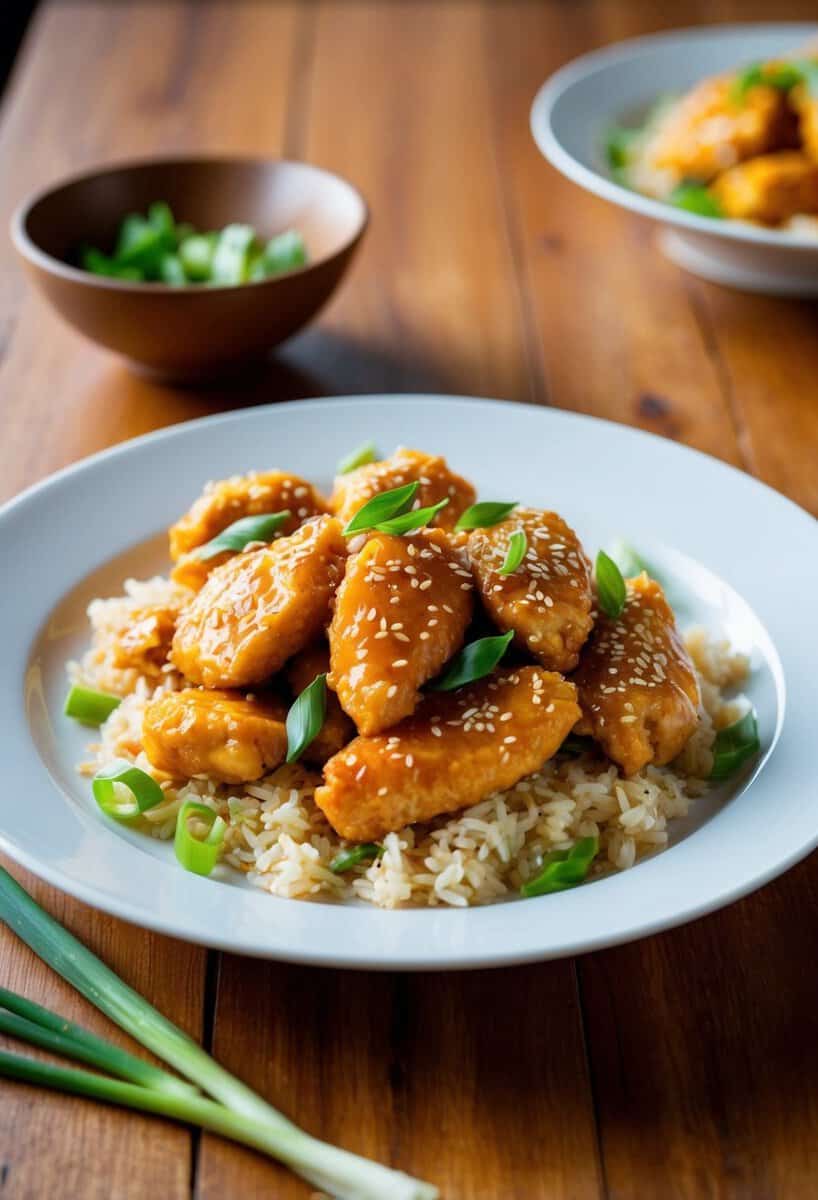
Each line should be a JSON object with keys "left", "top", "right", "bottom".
{"left": 2, "top": 2, "right": 817, "bottom": 1196}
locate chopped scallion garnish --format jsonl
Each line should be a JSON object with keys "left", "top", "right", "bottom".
{"left": 607, "top": 538, "right": 651, "bottom": 581}
{"left": 336, "top": 441, "right": 379, "bottom": 474}
{"left": 193, "top": 511, "right": 292, "bottom": 561}
{"left": 595, "top": 550, "right": 627, "bottom": 620}
{"left": 429, "top": 630, "right": 514, "bottom": 692}
{"left": 499, "top": 529, "right": 527, "bottom": 575}
{"left": 373, "top": 497, "right": 449, "bottom": 535}
{"left": 342, "top": 482, "right": 419, "bottom": 536}
{"left": 92, "top": 761, "right": 164, "bottom": 820}
{"left": 669, "top": 183, "right": 723, "bottom": 219}
{"left": 709, "top": 709, "right": 760, "bottom": 781}
{"left": 64, "top": 684, "right": 121, "bottom": 726}
{"left": 520, "top": 836, "right": 599, "bottom": 897}
{"left": 454, "top": 501, "right": 518, "bottom": 531}
{"left": 330, "top": 844, "right": 384, "bottom": 873}
{"left": 286, "top": 674, "right": 327, "bottom": 763}
{"left": 174, "top": 801, "right": 226, "bottom": 876}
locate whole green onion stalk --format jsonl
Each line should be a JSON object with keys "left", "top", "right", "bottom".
{"left": 0, "top": 868, "right": 437, "bottom": 1200}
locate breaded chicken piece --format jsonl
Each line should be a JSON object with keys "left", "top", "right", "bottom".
{"left": 792, "top": 81, "right": 818, "bottom": 161}
{"left": 573, "top": 574, "right": 700, "bottom": 776}
{"left": 710, "top": 150, "right": 818, "bottom": 223}
{"left": 286, "top": 642, "right": 355, "bottom": 766}
{"left": 171, "top": 516, "right": 346, "bottom": 688}
{"left": 467, "top": 508, "right": 593, "bottom": 673}
{"left": 143, "top": 688, "right": 287, "bottom": 784}
{"left": 640, "top": 74, "right": 792, "bottom": 187}
{"left": 330, "top": 447, "right": 475, "bottom": 531}
{"left": 110, "top": 601, "right": 185, "bottom": 678}
{"left": 328, "top": 529, "right": 473, "bottom": 736}
{"left": 169, "top": 470, "right": 328, "bottom": 561}
{"left": 316, "top": 667, "right": 580, "bottom": 841}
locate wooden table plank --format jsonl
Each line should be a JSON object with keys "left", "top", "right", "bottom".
{"left": 197, "top": 3, "right": 601, "bottom": 1197}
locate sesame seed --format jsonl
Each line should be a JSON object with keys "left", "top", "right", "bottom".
{"left": 386, "top": 684, "right": 398, "bottom": 698}
{"left": 392, "top": 659, "right": 408, "bottom": 668}
{"left": 405, "top": 754, "right": 414, "bottom": 768}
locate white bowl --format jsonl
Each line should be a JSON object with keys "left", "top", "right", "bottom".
{"left": 531, "top": 23, "right": 818, "bottom": 295}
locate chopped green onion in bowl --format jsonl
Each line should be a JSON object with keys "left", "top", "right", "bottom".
{"left": 64, "top": 684, "right": 121, "bottom": 726}
{"left": 429, "top": 630, "right": 514, "bottom": 692}
{"left": 76, "top": 203, "right": 307, "bottom": 287}
{"left": 174, "top": 801, "right": 227, "bottom": 876}
{"left": 193, "top": 511, "right": 292, "bottom": 560}
{"left": 709, "top": 709, "right": 760, "bottom": 781}
{"left": 92, "top": 761, "right": 164, "bottom": 820}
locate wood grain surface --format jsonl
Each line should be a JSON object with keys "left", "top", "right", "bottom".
{"left": 1, "top": 2, "right": 816, "bottom": 1198}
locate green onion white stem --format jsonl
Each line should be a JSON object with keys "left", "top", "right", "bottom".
{"left": 0, "top": 868, "right": 438, "bottom": 1199}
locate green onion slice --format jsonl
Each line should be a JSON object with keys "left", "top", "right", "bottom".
{"left": 193, "top": 511, "right": 292, "bottom": 561}
{"left": 373, "top": 498, "right": 449, "bottom": 535}
{"left": 92, "top": 761, "right": 164, "bottom": 820}
{"left": 520, "top": 836, "right": 599, "bottom": 898}
{"left": 342, "top": 482, "right": 419, "bottom": 536}
{"left": 499, "top": 529, "right": 527, "bottom": 576}
{"left": 669, "top": 183, "right": 723, "bottom": 219}
{"left": 429, "top": 630, "right": 514, "bottom": 692}
{"left": 211, "top": 223, "right": 259, "bottom": 285}
{"left": 337, "top": 441, "right": 379, "bottom": 474}
{"left": 607, "top": 538, "right": 651, "bottom": 580}
{"left": 286, "top": 674, "right": 327, "bottom": 763}
{"left": 329, "top": 844, "right": 384, "bottom": 874}
{"left": 709, "top": 709, "right": 760, "bottom": 781}
{"left": 174, "top": 801, "right": 227, "bottom": 876}
{"left": 454, "top": 501, "right": 518, "bottom": 531}
{"left": 64, "top": 684, "right": 121, "bottom": 726}
{"left": 595, "top": 550, "right": 627, "bottom": 620}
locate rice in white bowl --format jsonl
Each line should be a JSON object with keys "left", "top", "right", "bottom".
{"left": 70, "top": 577, "right": 749, "bottom": 909}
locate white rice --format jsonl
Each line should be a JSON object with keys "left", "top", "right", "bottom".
{"left": 70, "top": 577, "right": 750, "bottom": 909}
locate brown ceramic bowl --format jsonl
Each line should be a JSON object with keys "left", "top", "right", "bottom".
{"left": 11, "top": 157, "right": 368, "bottom": 383}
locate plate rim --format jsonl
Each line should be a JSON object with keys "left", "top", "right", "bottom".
{"left": 2, "top": 393, "right": 816, "bottom": 970}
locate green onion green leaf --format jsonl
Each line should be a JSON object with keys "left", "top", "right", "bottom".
{"left": 92, "top": 761, "right": 164, "bottom": 820}
{"left": 64, "top": 684, "right": 121, "bottom": 726}
{"left": 373, "top": 497, "right": 449, "bottom": 535}
{"left": 158, "top": 253, "right": 186, "bottom": 286}
{"left": 669, "top": 183, "right": 723, "bottom": 219}
{"left": 286, "top": 674, "right": 327, "bottom": 763}
{"left": 148, "top": 201, "right": 175, "bottom": 239}
{"left": 256, "top": 230, "right": 308, "bottom": 278}
{"left": 193, "top": 511, "right": 292, "bottom": 561}
{"left": 179, "top": 233, "right": 217, "bottom": 281}
{"left": 595, "top": 550, "right": 627, "bottom": 620}
{"left": 454, "top": 501, "right": 518, "bottom": 531}
{"left": 520, "top": 836, "right": 599, "bottom": 897}
{"left": 709, "top": 709, "right": 760, "bottom": 781}
{"left": 342, "top": 481, "right": 419, "bottom": 535}
{"left": 604, "top": 125, "right": 640, "bottom": 174}
{"left": 499, "top": 528, "right": 527, "bottom": 575}
{"left": 330, "top": 844, "right": 384, "bottom": 874}
{"left": 336, "top": 441, "right": 379, "bottom": 475}
{"left": 429, "top": 630, "right": 514, "bottom": 692}
{"left": 211, "top": 223, "right": 259, "bottom": 285}
{"left": 174, "top": 801, "right": 226, "bottom": 876}
{"left": 607, "top": 538, "right": 651, "bottom": 581}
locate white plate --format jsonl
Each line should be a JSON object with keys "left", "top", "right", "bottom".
{"left": 1, "top": 396, "right": 816, "bottom": 970}
{"left": 531, "top": 24, "right": 818, "bottom": 295}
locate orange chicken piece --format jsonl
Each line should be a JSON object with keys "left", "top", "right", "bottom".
{"left": 142, "top": 688, "right": 287, "bottom": 784}
{"left": 316, "top": 667, "right": 580, "bottom": 841}
{"left": 169, "top": 470, "right": 328, "bottom": 561}
{"left": 171, "top": 516, "right": 346, "bottom": 688}
{"left": 641, "top": 74, "right": 792, "bottom": 186}
{"left": 573, "top": 574, "right": 700, "bottom": 776}
{"left": 286, "top": 642, "right": 355, "bottom": 766}
{"left": 467, "top": 508, "right": 593, "bottom": 673}
{"left": 330, "top": 447, "right": 475, "bottom": 532}
{"left": 792, "top": 80, "right": 818, "bottom": 161}
{"left": 109, "top": 604, "right": 180, "bottom": 678}
{"left": 710, "top": 151, "right": 818, "bottom": 223}
{"left": 328, "top": 529, "right": 473, "bottom": 736}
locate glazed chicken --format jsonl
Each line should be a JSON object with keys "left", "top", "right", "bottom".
{"left": 316, "top": 667, "right": 580, "bottom": 841}
{"left": 109, "top": 602, "right": 182, "bottom": 679}
{"left": 792, "top": 80, "right": 818, "bottom": 161}
{"left": 286, "top": 642, "right": 355, "bottom": 766}
{"left": 467, "top": 508, "right": 594, "bottom": 673}
{"left": 573, "top": 573, "right": 700, "bottom": 776}
{"left": 142, "top": 688, "right": 288, "bottom": 784}
{"left": 640, "top": 73, "right": 793, "bottom": 188}
{"left": 330, "top": 447, "right": 475, "bottom": 531}
{"left": 328, "top": 528, "right": 473, "bottom": 735}
{"left": 710, "top": 151, "right": 818, "bottom": 222}
{"left": 171, "top": 515, "right": 346, "bottom": 688}
{"left": 169, "top": 470, "right": 328, "bottom": 561}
